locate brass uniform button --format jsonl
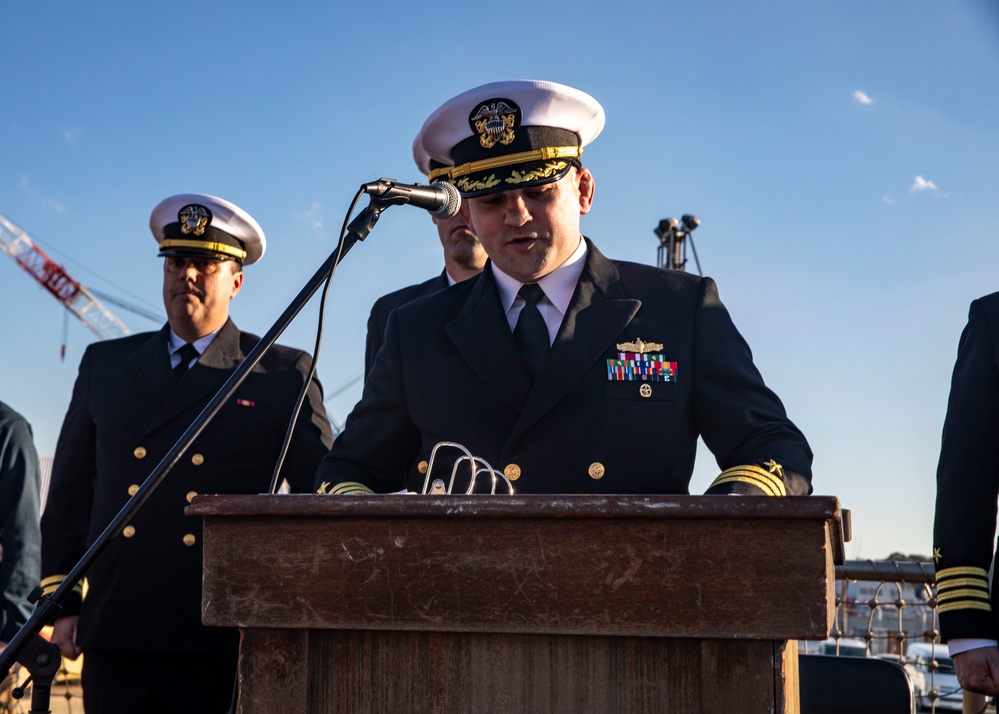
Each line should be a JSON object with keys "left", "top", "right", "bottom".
{"left": 127, "top": 484, "right": 140, "bottom": 496}
{"left": 122, "top": 525, "right": 136, "bottom": 538}
{"left": 186, "top": 491, "right": 198, "bottom": 504}
{"left": 191, "top": 453, "right": 204, "bottom": 466}
{"left": 504, "top": 464, "right": 521, "bottom": 481}
{"left": 588, "top": 462, "right": 606, "bottom": 479}
{"left": 133, "top": 446, "right": 147, "bottom": 459}
{"left": 182, "top": 534, "right": 197, "bottom": 547}
{"left": 639, "top": 384, "right": 652, "bottom": 398}
{"left": 417, "top": 460, "right": 429, "bottom": 475}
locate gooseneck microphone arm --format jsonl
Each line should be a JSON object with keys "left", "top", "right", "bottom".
{"left": 0, "top": 180, "right": 408, "bottom": 709}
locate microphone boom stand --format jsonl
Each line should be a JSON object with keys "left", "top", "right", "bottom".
{"left": 0, "top": 197, "right": 388, "bottom": 712}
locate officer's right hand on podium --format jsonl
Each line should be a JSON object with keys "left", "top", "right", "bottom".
{"left": 51, "top": 615, "right": 81, "bottom": 661}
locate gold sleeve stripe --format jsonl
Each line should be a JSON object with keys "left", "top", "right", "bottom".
{"left": 329, "top": 481, "right": 375, "bottom": 496}
{"left": 709, "top": 474, "right": 780, "bottom": 497}
{"left": 39, "top": 575, "right": 83, "bottom": 597}
{"left": 938, "top": 588, "right": 992, "bottom": 603}
{"left": 711, "top": 470, "right": 781, "bottom": 496}
{"left": 429, "top": 146, "right": 584, "bottom": 183}
{"left": 937, "top": 577, "right": 990, "bottom": 591}
{"left": 936, "top": 566, "right": 990, "bottom": 579}
{"left": 159, "top": 239, "right": 248, "bottom": 260}
{"left": 939, "top": 601, "right": 994, "bottom": 614}
{"left": 710, "top": 465, "right": 787, "bottom": 497}
{"left": 720, "top": 465, "right": 787, "bottom": 496}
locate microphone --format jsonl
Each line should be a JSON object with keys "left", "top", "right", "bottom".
{"left": 360, "top": 179, "right": 461, "bottom": 219}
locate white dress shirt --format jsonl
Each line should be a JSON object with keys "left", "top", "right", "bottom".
{"left": 168, "top": 327, "right": 222, "bottom": 369}
{"left": 492, "top": 236, "right": 588, "bottom": 345}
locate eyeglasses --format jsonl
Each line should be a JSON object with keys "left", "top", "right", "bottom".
{"left": 164, "top": 257, "right": 231, "bottom": 275}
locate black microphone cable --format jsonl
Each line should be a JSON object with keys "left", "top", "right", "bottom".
{"left": 267, "top": 185, "right": 367, "bottom": 494}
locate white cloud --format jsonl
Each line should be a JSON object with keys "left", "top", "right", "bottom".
{"left": 853, "top": 90, "right": 874, "bottom": 105}
{"left": 910, "top": 176, "right": 949, "bottom": 198}
{"left": 882, "top": 194, "right": 893, "bottom": 204}
{"left": 295, "top": 201, "right": 326, "bottom": 238}
{"left": 18, "top": 176, "right": 65, "bottom": 212}
{"left": 63, "top": 126, "right": 85, "bottom": 147}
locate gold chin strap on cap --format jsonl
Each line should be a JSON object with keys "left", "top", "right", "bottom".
{"left": 159, "top": 239, "right": 247, "bottom": 261}
{"left": 708, "top": 463, "right": 787, "bottom": 496}
{"left": 429, "top": 146, "right": 583, "bottom": 183}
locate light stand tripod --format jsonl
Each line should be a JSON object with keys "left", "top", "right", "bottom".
{"left": 654, "top": 214, "right": 702, "bottom": 274}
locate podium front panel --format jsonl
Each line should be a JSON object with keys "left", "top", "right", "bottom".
{"left": 191, "top": 494, "right": 841, "bottom": 641}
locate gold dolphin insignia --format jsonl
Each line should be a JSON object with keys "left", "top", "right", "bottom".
{"left": 616, "top": 338, "right": 664, "bottom": 354}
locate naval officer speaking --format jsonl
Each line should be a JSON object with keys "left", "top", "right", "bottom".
{"left": 316, "top": 79, "right": 811, "bottom": 498}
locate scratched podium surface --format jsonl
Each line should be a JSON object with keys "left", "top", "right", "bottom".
{"left": 188, "top": 494, "right": 844, "bottom": 713}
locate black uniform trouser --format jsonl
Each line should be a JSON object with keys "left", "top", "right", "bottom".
{"left": 81, "top": 648, "right": 237, "bottom": 714}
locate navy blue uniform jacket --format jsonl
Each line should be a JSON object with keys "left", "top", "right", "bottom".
{"left": 317, "top": 241, "right": 811, "bottom": 496}
{"left": 364, "top": 271, "right": 449, "bottom": 380}
{"left": 0, "top": 401, "right": 41, "bottom": 642}
{"left": 934, "top": 292, "right": 999, "bottom": 642}
{"left": 41, "top": 319, "right": 334, "bottom": 652}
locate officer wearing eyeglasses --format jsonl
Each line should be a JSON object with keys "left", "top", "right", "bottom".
{"left": 40, "top": 193, "right": 334, "bottom": 713}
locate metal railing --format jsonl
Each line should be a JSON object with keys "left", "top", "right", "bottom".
{"left": 818, "top": 559, "right": 992, "bottom": 714}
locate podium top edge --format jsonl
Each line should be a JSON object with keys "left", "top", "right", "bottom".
{"left": 187, "top": 493, "right": 841, "bottom": 522}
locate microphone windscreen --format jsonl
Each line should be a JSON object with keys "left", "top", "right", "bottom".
{"left": 430, "top": 182, "right": 461, "bottom": 220}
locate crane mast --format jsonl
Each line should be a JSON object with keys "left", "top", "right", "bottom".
{"left": 0, "top": 212, "right": 131, "bottom": 340}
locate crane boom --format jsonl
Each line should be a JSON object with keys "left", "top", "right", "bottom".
{"left": 0, "top": 212, "right": 131, "bottom": 340}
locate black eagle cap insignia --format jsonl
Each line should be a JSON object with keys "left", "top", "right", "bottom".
{"left": 179, "top": 204, "right": 212, "bottom": 236}
{"left": 469, "top": 98, "right": 518, "bottom": 149}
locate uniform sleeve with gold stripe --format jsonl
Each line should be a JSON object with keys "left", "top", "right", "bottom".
{"left": 39, "top": 345, "right": 99, "bottom": 619}
{"left": 692, "top": 278, "right": 812, "bottom": 496}
{"left": 705, "top": 459, "right": 792, "bottom": 496}
{"left": 933, "top": 295, "right": 999, "bottom": 642}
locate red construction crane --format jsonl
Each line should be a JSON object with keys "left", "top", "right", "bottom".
{"left": 0, "top": 211, "right": 131, "bottom": 341}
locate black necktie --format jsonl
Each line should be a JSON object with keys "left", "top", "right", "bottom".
{"left": 513, "top": 283, "right": 550, "bottom": 381}
{"left": 173, "top": 343, "right": 199, "bottom": 380}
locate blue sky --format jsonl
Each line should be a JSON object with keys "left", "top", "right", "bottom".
{"left": 1, "top": 1, "right": 997, "bottom": 559}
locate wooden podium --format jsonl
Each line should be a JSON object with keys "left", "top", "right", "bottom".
{"left": 188, "top": 495, "right": 844, "bottom": 713}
